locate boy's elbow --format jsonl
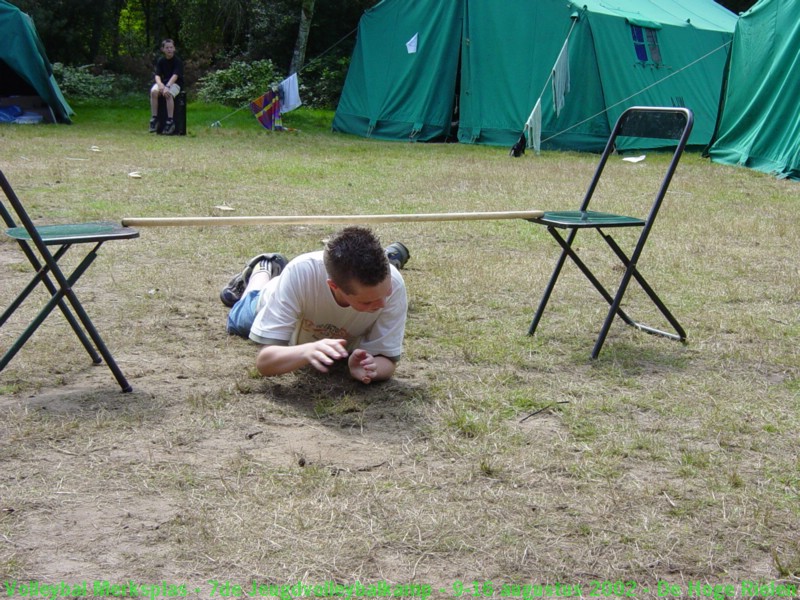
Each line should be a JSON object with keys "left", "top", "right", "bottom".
{"left": 255, "top": 348, "right": 277, "bottom": 376}
{"left": 255, "top": 344, "right": 298, "bottom": 377}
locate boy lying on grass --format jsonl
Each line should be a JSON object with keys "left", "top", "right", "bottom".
{"left": 222, "top": 226, "right": 409, "bottom": 384}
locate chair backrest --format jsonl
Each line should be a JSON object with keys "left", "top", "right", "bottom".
{"left": 579, "top": 106, "right": 694, "bottom": 216}
{"left": 0, "top": 169, "right": 40, "bottom": 239}
{"left": 0, "top": 169, "right": 55, "bottom": 263}
{"left": 2, "top": 170, "right": 74, "bottom": 305}
{"left": 0, "top": 169, "right": 20, "bottom": 229}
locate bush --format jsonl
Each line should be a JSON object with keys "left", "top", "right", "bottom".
{"left": 197, "top": 59, "right": 281, "bottom": 107}
{"left": 52, "top": 63, "right": 143, "bottom": 100}
{"left": 298, "top": 56, "right": 350, "bottom": 109}
{"left": 53, "top": 63, "right": 115, "bottom": 100}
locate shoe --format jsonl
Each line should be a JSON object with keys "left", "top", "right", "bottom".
{"left": 252, "top": 253, "right": 288, "bottom": 278}
{"left": 219, "top": 253, "right": 288, "bottom": 307}
{"left": 149, "top": 117, "right": 158, "bottom": 133}
{"left": 384, "top": 242, "right": 410, "bottom": 270}
{"left": 162, "top": 118, "right": 176, "bottom": 135}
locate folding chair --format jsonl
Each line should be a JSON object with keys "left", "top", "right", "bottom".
{"left": 527, "top": 106, "right": 694, "bottom": 358}
{"left": 0, "top": 169, "right": 139, "bottom": 392}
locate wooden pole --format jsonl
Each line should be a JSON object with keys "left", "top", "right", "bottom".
{"left": 121, "top": 210, "right": 544, "bottom": 228}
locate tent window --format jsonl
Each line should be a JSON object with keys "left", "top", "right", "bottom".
{"left": 631, "top": 25, "right": 662, "bottom": 65}
{"left": 646, "top": 29, "right": 662, "bottom": 64}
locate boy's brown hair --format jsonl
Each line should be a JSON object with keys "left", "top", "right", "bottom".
{"left": 323, "top": 227, "right": 389, "bottom": 294}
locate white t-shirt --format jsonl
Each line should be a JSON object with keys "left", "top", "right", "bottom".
{"left": 249, "top": 251, "right": 407, "bottom": 360}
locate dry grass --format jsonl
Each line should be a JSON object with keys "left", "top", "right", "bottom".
{"left": 0, "top": 105, "right": 798, "bottom": 596}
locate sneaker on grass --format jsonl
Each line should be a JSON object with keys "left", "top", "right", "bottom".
{"left": 219, "top": 253, "right": 288, "bottom": 308}
{"left": 384, "top": 242, "right": 410, "bottom": 270}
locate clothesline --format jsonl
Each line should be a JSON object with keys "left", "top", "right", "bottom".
{"left": 209, "top": 27, "right": 358, "bottom": 128}
{"left": 538, "top": 39, "right": 733, "bottom": 147}
{"left": 523, "top": 18, "right": 578, "bottom": 153}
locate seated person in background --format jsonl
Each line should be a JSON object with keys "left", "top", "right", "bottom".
{"left": 149, "top": 38, "right": 183, "bottom": 135}
{"left": 222, "top": 226, "right": 410, "bottom": 384}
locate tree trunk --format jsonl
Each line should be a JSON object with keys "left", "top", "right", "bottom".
{"left": 289, "top": 0, "right": 315, "bottom": 75}
{"left": 89, "top": 0, "right": 109, "bottom": 63}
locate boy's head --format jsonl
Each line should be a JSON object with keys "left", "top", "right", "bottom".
{"left": 324, "top": 227, "right": 391, "bottom": 311}
{"left": 160, "top": 39, "right": 176, "bottom": 58}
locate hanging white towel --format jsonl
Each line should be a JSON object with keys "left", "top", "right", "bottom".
{"left": 551, "top": 41, "right": 570, "bottom": 117}
{"left": 406, "top": 33, "right": 418, "bottom": 54}
{"left": 279, "top": 73, "right": 302, "bottom": 114}
{"left": 524, "top": 98, "right": 542, "bottom": 153}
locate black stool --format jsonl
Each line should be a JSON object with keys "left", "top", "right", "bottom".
{"left": 156, "top": 90, "right": 186, "bottom": 135}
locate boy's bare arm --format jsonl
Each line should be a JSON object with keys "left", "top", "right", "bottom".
{"left": 256, "top": 338, "right": 348, "bottom": 376}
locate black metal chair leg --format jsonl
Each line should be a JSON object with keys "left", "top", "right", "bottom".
{"left": 528, "top": 228, "right": 578, "bottom": 336}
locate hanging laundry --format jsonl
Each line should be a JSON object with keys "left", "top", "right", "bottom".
{"left": 524, "top": 98, "right": 542, "bottom": 153}
{"left": 279, "top": 73, "right": 302, "bottom": 114}
{"left": 250, "top": 90, "right": 283, "bottom": 130}
{"left": 552, "top": 40, "right": 571, "bottom": 117}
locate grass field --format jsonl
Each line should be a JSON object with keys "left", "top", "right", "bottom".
{"left": 0, "top": 101, "right": 798, "bottom": 598}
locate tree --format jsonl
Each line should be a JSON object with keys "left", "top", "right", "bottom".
{"left": 289, "top": 0, "right": 315, "bottom": 75}
{"left": 180, "top": 0, "right": 253, "bottom": 56}
{"left": 14, "top": 0, "right": 108, "bottom": 65}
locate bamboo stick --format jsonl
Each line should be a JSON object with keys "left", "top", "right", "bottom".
{"left": 121, "top": 210, "right": 544, "bottom": 228}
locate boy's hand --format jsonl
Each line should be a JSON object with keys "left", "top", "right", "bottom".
{"left": 304, "top": 338, "right": 348, "bottom": 373}
{"left": 348, "top": 349, "right": 378, "bottom": 384}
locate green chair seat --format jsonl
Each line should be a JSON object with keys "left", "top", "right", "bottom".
{"left": 5, "top": 221, "right": 138, "bottom": 244}
{"left": 533, "top": 210, "right": 645, "bottom": 229}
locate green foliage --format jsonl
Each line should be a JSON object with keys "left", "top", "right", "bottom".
{"left": 197, "top": 59, "right": 281, "bottom": 106}
{"left": 180, "top": 0, "right": 251, "bottom": 56}
{"left": 300, "top": 56, "right": 350, "bottom": 109}
{"left": 21, "top": 0, "right": 364, "bottom": 110}
{"left": 52, "top": 64, "right": 114, "bottom": 100}
{"left": 244, "top": 0, "right": 298, "bottom": 67}
{"left": 53, "top": 64, "right": 142, "bottom": 101}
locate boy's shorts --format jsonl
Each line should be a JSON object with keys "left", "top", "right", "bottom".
{"left": 226, "top": 289, "right": 260, "bottom": 339}
{"left": 151, "top": 83, "right": 181, "bottom": 97}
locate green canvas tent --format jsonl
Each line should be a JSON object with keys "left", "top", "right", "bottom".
{"left": 0, "top": 0, "right": 73, "bottom": 124}
{"left": 333, "top": 0, "right": 737, "bottom": 151}
{"left": 707, "top": 0, "right": 800, "bottom": 180}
